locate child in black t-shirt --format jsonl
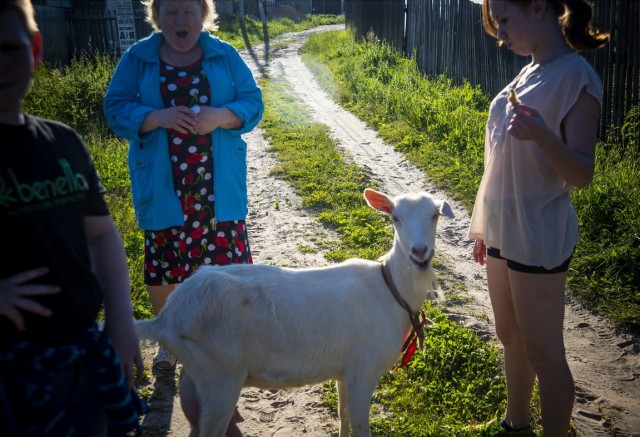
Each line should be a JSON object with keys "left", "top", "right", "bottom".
{"left": 0, "top": 1, "right": 145, "bottom": 435}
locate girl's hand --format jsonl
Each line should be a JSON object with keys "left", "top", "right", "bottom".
{"left": 472, "top": 239, "right": 487, "bottom": 266}
{"left": 508, "top": 104, "right": 550, "bottom": 143}
{"left": 104, "top": 319, "right": 144, "bottom": 387}
{"left": 0, "top": 267, "right": 60, "bottom": 331}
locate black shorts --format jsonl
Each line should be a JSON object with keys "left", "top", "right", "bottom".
{"left": 487, "top": 247, "right": 572, "bottom": 274}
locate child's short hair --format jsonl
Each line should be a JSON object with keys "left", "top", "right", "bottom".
{"left": 0, "top": 0, "right": 39, "bottom": 35}
{"left": 142, "top": 0, "right": 218, "bottom": 32}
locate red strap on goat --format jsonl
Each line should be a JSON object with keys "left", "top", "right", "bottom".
{"left": 392, "top": 309, "right": 429, "bottom": 371}
{"left": 380, "top": 262, "right": 433, "bottom": 371}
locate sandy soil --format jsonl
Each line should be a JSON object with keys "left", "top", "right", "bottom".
{"left": 137, "top": 26, "right": 639, "bottom": 437}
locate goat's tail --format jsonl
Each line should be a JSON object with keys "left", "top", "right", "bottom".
{"left": 134, "top": 318, "right": 163, "bottom": 344}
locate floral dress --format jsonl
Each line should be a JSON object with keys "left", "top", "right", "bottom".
{"left": 144, "top": 56, "right": 253, "bottom": 286}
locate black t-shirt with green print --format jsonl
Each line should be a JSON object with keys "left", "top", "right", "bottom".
{"left": 0, "top": 115, "right": 110, "bottom": 344}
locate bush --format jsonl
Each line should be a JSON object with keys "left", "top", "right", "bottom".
{"left": 571, "top": 106, "right": 640, "bottom": 332}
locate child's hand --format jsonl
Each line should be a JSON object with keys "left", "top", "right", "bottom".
{"left": 104, "top": 319, "right": 144, "bottom": 387}
{"left": 508, "top": 105, "right": 549, "bottom": 143}
{"left": 0, "top": 267, "right": 60, "bottom": 331}
{"left": 472, "top": 239, "right": 487, "bottom": 266}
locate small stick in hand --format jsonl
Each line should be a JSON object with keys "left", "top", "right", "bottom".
{"left": 507, "top": 88, "right": 521, "bottom": 106}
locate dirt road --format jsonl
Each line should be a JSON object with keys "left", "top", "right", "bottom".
{"left": 138, "top": 25, "right": 639, "bottom": 437}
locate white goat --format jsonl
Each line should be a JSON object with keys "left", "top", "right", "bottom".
{"left": 135, "top": 188, "right": 453, "bottom": 437}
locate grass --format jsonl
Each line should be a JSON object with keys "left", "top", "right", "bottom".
{"left": 570, "top": 107, "right": 640, "bottom": 329}
{"left": 216, "top": 13, "right": 344, "bottom": 49}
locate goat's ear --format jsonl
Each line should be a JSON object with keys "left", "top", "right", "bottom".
{"left": 439, "top": 200, "right": 454, "bottom": 218}
{"left": 364, "top": 188, "right": 394, "bottom": 214}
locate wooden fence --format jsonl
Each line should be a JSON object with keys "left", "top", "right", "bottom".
{"left": 35, "top": 5, "right": 153, "bottom": 65}
{"left": 344, "top": 0, "right": 405, "bottom": 52}
{"left": 34, "top": 1, "right": 322, "bottom": 64}
{"left": 345, "top": 0, "right": 640, "bottom": 139}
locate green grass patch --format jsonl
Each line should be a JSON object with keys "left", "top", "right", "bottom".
{"left": 260, "top": 75, "right": 389, "bottom": 261}
{"left": 570, "top": 107, "right": 640, "bottom": 332}
{"left": 216, "top": 14, "right": 344, "bottom": 49}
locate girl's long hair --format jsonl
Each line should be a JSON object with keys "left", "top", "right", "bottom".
{"left": 481, "top": 0, "right": 609, "bottom": 51}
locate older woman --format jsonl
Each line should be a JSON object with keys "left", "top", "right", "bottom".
{"left": 104, "top": 0, "right": 263, "bottom": 434}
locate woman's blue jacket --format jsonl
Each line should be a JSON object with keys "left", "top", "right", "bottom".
{"left": 104, "top": 31, "right": 264, "bottom": 230}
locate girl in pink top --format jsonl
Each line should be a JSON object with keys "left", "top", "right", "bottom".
{"left": 469, "top": 0, "right": 609, "bottom": 435}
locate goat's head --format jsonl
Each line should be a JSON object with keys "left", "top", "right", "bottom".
{"left": 364, "top": 188, "right": 454, "bottom": 272}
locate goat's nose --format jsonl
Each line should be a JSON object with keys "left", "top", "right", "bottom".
{"left": 411, "top": 245, "right": 429, "bottom": 258}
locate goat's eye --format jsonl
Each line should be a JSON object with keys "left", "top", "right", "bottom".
{"left": 392, "top": 215, "right": 400, "bottom": 224}
{"left": 431, "top": 214, "right": 439, "bottom": 222}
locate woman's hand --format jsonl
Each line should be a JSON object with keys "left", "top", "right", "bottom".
{"left": 472, "top": 239, "right": 487, "bottom": 266}
{"left": 141, "top": 106, "right": 198, "bottom": 135}
{"left": 0, "top": 267, "right": 60, "bottom": 331}
{"left": 193, "top": 106, "right": 243, "bottom": 135}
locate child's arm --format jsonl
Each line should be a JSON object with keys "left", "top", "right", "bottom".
{"left": 85, "top": 214, "right": 143, "bottom": 385}
{"left": 0, "top": 267, "right": 60, "bottom": 331}
{"left": 507, "top": 89, "right": 600, "bottom": 188}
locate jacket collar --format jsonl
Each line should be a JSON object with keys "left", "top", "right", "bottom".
{"left": 129, "top": 31, "right": 226, "bottom": 63}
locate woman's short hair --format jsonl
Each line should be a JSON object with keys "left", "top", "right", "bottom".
{"left": 142, "top": 0, "right": 218, "bottom": 32}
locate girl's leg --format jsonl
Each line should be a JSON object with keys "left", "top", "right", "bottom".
{"left": 509, "top": 270, "right": 573, "bottom": 437}
{"left": 486, "top": 256, "right": 535, "bottom": 429}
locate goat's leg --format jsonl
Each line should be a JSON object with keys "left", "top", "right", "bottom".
{"left": 195, "top": 376, "right": 244, "bottom": 437}
{"left": 344, "top": 376, "right": 377, "bottom": 437}
{"left": 336, "top": 380, "right": 350, "bottom": 437}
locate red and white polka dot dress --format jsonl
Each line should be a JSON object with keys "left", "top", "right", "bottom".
{"left": 143, "top": 56, "right": 253, "bottom": 286}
